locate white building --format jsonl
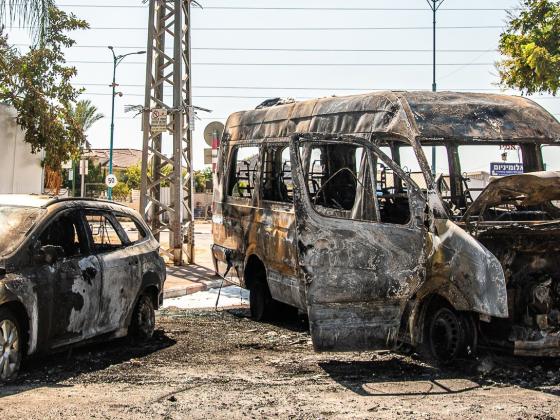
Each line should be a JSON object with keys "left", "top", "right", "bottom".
{"left": 0, "top": 104, "right": 44, "bottom": 194}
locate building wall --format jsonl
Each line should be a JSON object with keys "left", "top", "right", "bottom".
{"left": 0, "top": 105, "right": 43, "bottom": 194}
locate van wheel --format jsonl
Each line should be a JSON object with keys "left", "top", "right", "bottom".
{"left": 129, "top": 295, "right": 155, "bottom": 342}
{"left": 0, "top": 308, "right": 22, "bottom": 381}
{"left": 250, "top": 282, "right": 274, "bottom": 321}
{"left": 425, "top": 306, "right": 468, "bottom": 363}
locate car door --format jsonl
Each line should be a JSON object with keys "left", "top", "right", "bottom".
{"left": 84, "top": 210, "right": 139, "bottom": 334}
{"left": 35, "top": 209, "right": 103, "bottom": 348}
{"left": 290, "top": 135, "right": 429, "bottom": 352}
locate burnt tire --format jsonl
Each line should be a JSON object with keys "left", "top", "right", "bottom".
{"left": 0, "top": 308, "right": 23, "bottom": 381}
{"left": 129, "top": 294, "right": 155, "bottom": 342}
{"left": 424, "top": 306, "right": 469, "bottom": 363}
{"left": 249, "top": 282, "right": 273, "bottom": 321}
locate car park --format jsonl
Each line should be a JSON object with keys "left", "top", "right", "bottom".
{"left": 0, "top": 196, "right": 165, "bottom": 380}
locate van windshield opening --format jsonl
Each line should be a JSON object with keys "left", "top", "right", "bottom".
{"left": 455, "top": 144, "right": 558, "bottom": 221}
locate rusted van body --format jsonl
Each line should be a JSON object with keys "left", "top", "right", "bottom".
{"left": 212, "top": 91, "right": 560, "bottom": 361}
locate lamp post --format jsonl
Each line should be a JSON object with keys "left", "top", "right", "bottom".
{"left": 107, "top": 46, "right": 146, "bottom": 200}
{"left": 426, "top": 0, "right": 446, "bottom": 176}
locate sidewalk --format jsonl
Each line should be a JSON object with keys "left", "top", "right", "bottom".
{"left": 163, "top": 264, "right": 223, "bottom": 299}
{"left": 162, "top": 222, "right": 224, "bottom": 299}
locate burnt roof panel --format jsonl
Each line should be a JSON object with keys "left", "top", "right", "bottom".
{"left": 224, "top": 91, "right": 560, "bottom": 144}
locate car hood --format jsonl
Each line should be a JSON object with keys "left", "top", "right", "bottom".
{"left": 463, "top": 171, "right": 560, "bottom": 219}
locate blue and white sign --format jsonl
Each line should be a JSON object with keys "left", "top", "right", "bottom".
{"left": 490, "top": 162, "right": 524, "bottom": 176}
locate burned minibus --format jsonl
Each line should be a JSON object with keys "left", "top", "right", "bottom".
{"left": 211, "top": 91, "right": 560, "bottom": 361}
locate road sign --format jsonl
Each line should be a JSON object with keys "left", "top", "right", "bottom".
{"left": 105, "top": 174, "right": 118, "bottom": 188}
{"left": 150, "top": 108, "right": 168, "bottom": 134}
{"left": 79, "top": 159, "right": 89, "bottom": 176}
{"left": 490, "top": 162, "right": 524, "bottom": 176}
{"left": 203, "top": 121, "right": 224, "bottom": 147}
{"left": 204, "top": 148, "right": 212, "bottom": 165}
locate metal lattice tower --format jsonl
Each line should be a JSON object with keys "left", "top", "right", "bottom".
{"left": 140, "top": 0, "right": 194, "bottom": 265}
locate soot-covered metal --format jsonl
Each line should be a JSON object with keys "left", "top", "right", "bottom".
{"left": 0, "top": 197, "right": 165, "bottom": 379}
{"left": 212, "top": 90, "right": 560, "bottom": 360}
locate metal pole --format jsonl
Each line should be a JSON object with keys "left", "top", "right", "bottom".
{"left": 184, "top": 0, "right": 195, "bottom": 264}
{"left": 141, "top": 0, "right": 195, "bottom": 266}
{"left": 108, "top": 52, "right": 117, "bottom": 200}
{"left": 80, "top": 160, "right": 86, "bottom": 197}
{"left": 71, "top": 160, "right": 76, "bottom": 197}
{"left": 170, "top": 0, "right": 184, "bottom": 265}
{"left": 108, "top": 48, "right": 145, "bottom": 200}
{"left": 432, "top": 1, "right": 437, "bottom": 93}
{"left": 428, "top": 0, "right": 445, "bottom": 176}
{"left": 140, "top": 0, "right": 163, "bottom": 241}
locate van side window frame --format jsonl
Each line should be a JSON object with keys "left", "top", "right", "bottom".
{"left": 226, "top": 143, "right": 261, "bottom": 202}
{"left": 260, "top": 142, "right": 294, "bottom": 206}
{"left": 293, "top": 134, "right": 424, "bottom": 229}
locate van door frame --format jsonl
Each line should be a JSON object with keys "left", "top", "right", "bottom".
{"left": 222, "top": 142, "right": 262, "bottom": 283}
{"left": 257, "top": 140, "right": 303, "bottom": 309}
{"left": 290, "top": 133, "right": 430, "bottom": 352}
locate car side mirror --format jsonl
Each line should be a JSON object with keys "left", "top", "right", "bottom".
{"left": 35, "top": 245, "right": 65, "bottom": 265}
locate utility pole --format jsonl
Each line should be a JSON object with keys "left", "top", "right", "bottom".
{"left": 108, "top": 46, "right": 145, "bottom": 200}
{"left": 427, "top": 0, "right": 445, "bottom": 176}
{"left": 140, "top": 0, "right": 196, "bottom": 266}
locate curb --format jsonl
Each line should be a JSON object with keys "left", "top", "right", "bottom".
{"left": 162, "top": 278, "right": 226, "bottom": 299}
{"left": 163, "top": 282, "right": 207, "bottom": 299}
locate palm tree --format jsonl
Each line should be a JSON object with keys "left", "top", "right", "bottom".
{"left": 67, "top": 99, "right": 103, "bottom": 196}
{"left": 0, "top": 0, "right": 55, "bottom": 43}
{"left": 70, "top": 99, "right": 104, "bottom": 149}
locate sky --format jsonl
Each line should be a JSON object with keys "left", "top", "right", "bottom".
{"left": 5, "top": 0, "right": 560, "bottom": 172}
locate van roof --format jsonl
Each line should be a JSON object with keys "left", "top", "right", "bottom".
{"left": 224, "top": 91, "right": 560, "bottom": 145}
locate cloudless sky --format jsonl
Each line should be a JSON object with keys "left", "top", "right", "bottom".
{"left": 5, "top": 0, "right": 560, "bottom": 172}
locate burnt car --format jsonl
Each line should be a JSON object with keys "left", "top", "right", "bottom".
{"left": 0, "top": 196, "right": 165, "bottom": 380}
{"left": 212, "top": 91, "right": 560, "bottom": 362}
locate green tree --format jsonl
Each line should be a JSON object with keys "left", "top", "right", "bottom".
{"left": 194, "top": 167, "right": 212, "bottom": 192}
{"left": 0, "top": 0, "right": 55, "bottom": 43}
{"left": 123, "top": 163, "right": 142, "bottom": 190}
{"left": 112, "top": 182, "right": 130, "bottom": 202}
{"left": 0, "top": 7, "right": 88, "bottom": 191}
{"left": 498, "top": 0, "right": 560, "bottom": 95}
{"left": 122, "top": 163, "right": 202, "bottom": 191}
{"left": 69, "top": 99, "right": 104, "bottom": 148}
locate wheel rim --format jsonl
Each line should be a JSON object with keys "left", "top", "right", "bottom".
{"left": 138, "top": 299, "right": 155, "bottom": 337}
{"left": 430, "top": 309, "right": 461, "bottom": 362}
{"left": 0, "top": 319, "right": 20, "bottom": 380}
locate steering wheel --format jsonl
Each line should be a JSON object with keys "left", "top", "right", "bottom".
{"left": 312, "top": 167, "right": 357, "bottom": 209}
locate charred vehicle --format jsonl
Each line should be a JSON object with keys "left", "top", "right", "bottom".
{"left": 211, "top": 91, "right": 560, "bottom": 362}
{"left": 0, "top": 196, "right": 165, "bottom": 380}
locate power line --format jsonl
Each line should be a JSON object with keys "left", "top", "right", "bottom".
{"left": 80, "top": 92, "right": 560, "bottom": 100}
{"left": 83, "top": 93, "right": 315, "bottom": 99}
{"left": 68, "top": 60, "right": 494, "bottom": 66}
{"left": 56, "top": 4, "right": 518, "bottom": 11}
{"left": 75, "top": 83, "right": 511, "bottom": 92}
{"left": 113, "top": 116, "right": 227, "bottom": 120}
{"left": 13, "top": 43, "right": 497, "bottom": 53}
{"left": 12, "top": 25, "right": 503, "bottom": 31}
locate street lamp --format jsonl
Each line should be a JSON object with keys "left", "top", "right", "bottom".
{"left": 426, "top": 0, "right": 446, "bottom": 177}
{"left": 107, "top": 46, "right": 146, "bottom": 200}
